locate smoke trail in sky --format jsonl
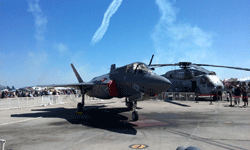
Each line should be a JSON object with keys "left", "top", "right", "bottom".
{"left": 26, "top": 0, "right": 48, "bottom": 80}
{"left": 152, "top": 0, "right": 215, "bottom": 75}
{"left": 91, "top": 0, "right": 123, "bottom": 45}
{"left": 27, "top": 0, "right": 47, "bottom": 42}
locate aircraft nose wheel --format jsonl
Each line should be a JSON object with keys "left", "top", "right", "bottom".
{"left": 132, "top": 101, "right": 138, "bottom": 121}
{"left": 132, "top": 111, "right": 139, "bottom": 121}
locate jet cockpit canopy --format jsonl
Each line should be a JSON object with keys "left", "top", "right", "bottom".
{"left": 126, "top": 62, "right": 152, "bottom": 74}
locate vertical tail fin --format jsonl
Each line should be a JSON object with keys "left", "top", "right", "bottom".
{"left": 7, "top": 86, "right": 11, "bottom": 91}
{"left": 71, "top": 63, "right": 84, "bottom": 83}
{"left": 110, "top": 64, "right": 116, "bottom": 72}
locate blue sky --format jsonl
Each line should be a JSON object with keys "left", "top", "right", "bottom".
{"left": 0, "top": 0, "right": 249, "bottom": 88}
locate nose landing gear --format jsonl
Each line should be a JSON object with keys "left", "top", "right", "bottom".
{"left": 126, "top": 97, "right": 139, "bottom": 121}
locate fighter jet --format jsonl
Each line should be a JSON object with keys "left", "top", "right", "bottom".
{"left": 37, "top": 62, "right": 171, "bottom": 121}
{"left": 7, "top": 86, "right": 16, "bottom": 92}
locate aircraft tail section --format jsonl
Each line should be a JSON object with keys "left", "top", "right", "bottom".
{"left": 7, "top": 86, "right": 11, "bottom": 91}
{"left": 71, "top": 63, "right": 84, "bottom": 83}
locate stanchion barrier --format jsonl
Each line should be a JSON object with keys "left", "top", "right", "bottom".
{"left": 0, "top": 94, "right": 82, "bottom": 110}
{"left": 0, "top": 139, "right": 6, "bottom": 150}
{"left": 159, "top": 92, "right": 248, "bottom": 105}
{"left": 161, "top": 92, "right": 195, "bottom": 101}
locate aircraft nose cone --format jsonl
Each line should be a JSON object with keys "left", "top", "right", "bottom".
{"left": 143, "top": 74, "right": 172, "bottom": 95}
{"left": 155, "top": 75, "right": 172, "bottom": 90}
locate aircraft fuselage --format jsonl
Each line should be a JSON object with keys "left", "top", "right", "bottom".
{"left": 85, "top": 62, "right": 171, "bottom": 99}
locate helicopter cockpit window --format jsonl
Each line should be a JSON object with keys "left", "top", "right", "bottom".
{"left": 200, "top": 77, "right": 207, "bottom": 84}
{"left": 207, "top": 75, "right": 221, "bottom": 84}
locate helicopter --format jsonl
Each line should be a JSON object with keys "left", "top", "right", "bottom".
{"left": 149, "top": 55, "right": 250, "bottom": 100}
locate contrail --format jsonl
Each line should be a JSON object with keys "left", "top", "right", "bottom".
{"left": 27, "top": 0, "right": 47, "bottom": 42}
{"left": 91, "top": 0, "right": 123, "bottom": 45}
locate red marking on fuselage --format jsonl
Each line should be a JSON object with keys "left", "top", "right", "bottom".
{"left": 108, "top": 80, "right": 119, "bottom": 97}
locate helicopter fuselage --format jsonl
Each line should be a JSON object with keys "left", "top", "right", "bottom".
{"left": 162, "top": 71, "right": 224, "bottom": 96}
{"left": 150, "top": 59, "right": 250, "bottom": 98}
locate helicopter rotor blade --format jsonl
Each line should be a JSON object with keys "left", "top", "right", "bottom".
{"left": 149, "top": 54, "right": 154, "bottom": 66}
{"left": 190, "top": 64, "right": 211, "bottom": 74}
{"left": 149, "top": 63, "right": 179, "bottom": 67}
{"left": 150, "top": 58, "right": 250, "bottom": 72}
{"left": 193, "top": 64, "right": 250, "bottom": 72}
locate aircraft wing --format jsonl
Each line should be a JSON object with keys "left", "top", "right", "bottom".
{"left": 37, "top": 82, "right": 108, "bottom": 90}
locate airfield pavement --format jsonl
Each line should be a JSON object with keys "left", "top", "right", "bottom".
{"left": 0, "top": 98, "right": 250, "bottom": 150}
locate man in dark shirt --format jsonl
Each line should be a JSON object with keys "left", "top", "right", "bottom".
{"left": 52, "top": 90, "right": 57, "bottom": 95}
{"left": 234, "top": 85, "right": 241, "bottom": 106}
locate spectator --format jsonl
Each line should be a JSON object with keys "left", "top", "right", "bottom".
{"left": 53, "top": 90, "right": 57, "bottom": 95}
{"left": 4, "top": 91, "right": 8, "bottom": 98}
{"left": 18, "top": 91, "right": 22, "bottom": 97}
{"left": 35, "top": 91, "right": 38, "bottom": 97}
{"left": 67, "top": 90, "right": 70, "bottom": 95}
{"left": 226, "top": 92, "right": 229, "bottom": 102}
{"left": 234, "top": 85, "right": 241, "bottom": 106}
{"left": 229, "top": 91, "right": 233, "bottom": 104}
{"left": 29, "top": 92, "right": 33, "bottom": 97}
{"left": 22, "top": 92, "right": 26, "bottom": 97}
{"left": 241, "top": 82, "right": 248, "bottom": 107}
{"left": 1, "top": 91, "right": 4, "bottom": 98}
{"left": 40, "top": 91, "right": 44, "bottom": 96}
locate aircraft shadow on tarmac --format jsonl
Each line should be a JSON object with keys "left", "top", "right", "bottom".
{"left": 11, "top": 106, "right": 138, "bottom": 135}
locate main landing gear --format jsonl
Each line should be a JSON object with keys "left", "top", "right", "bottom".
{"left": 126, "top": 97, "right": 139, "bottom": 121}
{"left": 76, "top": 94, "right": 85, "bottom": 114}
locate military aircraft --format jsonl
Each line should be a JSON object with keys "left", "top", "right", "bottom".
{"left": 0, "top": 85, "right": 8, "bottom": 92}
{"left": 7, "top": 86, "right": 16, "bottom": 92}
{"left": 149, "top": 55, "right": 250, "bottom": 100}
{"left": 37, "top": 62, "right": 171, "bottom": 121}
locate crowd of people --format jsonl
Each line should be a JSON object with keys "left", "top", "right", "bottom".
{"left": 0, "top": 89, "right": 77, "bottom": 99}
{"left": 230, "top": 82, "right": 249, "bottom": 107}
{"left": 1, "top": 83, "right": 249, "bottom": 107}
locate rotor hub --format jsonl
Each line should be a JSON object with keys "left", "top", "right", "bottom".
{"left": 178, "top": 62, "right": 191, "bottom": 69}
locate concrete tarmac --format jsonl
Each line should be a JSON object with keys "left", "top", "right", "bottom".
{"left": 0, "top": 98, "right": 249, "bottom": 150}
